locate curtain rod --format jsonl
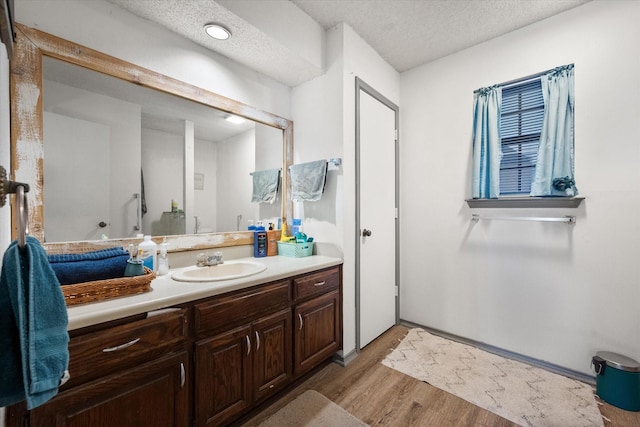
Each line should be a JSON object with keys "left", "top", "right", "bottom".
{"left": 473, "top": 64, "right": 573, "bottom": 94}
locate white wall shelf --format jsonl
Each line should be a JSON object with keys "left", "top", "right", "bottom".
{"left": 465, "top": 197, "right": 584, "bottom": 209}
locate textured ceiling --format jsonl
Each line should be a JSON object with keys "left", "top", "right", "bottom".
{"left": 292, "top": 0, "right": 592, "bottom": 72}
{"left": 108, "top": 0, "right": 591, "bottom": 87}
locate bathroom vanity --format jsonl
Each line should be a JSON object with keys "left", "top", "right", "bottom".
{"left": 5, "top": 256, "right": 342, "bottom": 427}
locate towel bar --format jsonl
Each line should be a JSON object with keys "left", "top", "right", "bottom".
{"left": 471, "top": 214, "right": 576, "bottom": 225}
{"left": 1, "top": 165, "right": 31, "bottom": 247}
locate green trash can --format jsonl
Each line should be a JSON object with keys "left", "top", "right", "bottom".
{"left": 592, "top": 351, "right": 640, "bottom": 411}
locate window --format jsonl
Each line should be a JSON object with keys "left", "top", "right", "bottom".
{"left": 499, "top": 79, "right": 544, "bottom": 195}
{"left": 469, "top": 64, "right": 577, "bottom": 206}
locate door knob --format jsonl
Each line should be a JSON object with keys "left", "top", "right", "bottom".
{"left": 98, "top": 221, "right": 108, "bottom": 228}
{"left": 362, "top": 229, "right": 372, "bottom": 237}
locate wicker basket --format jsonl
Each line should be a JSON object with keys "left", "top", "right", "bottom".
{"left": 62, "top": 267, "right": 155, "bottom": 306}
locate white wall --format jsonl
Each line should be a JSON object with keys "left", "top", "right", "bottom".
{"left": 217, "top": 129, "right": 257, "bottom": 232}
{"left": 194, "top": 138, "right": 218, "bottom": 233}
{"left": 292, "top": 23, "right": 400, "bottom": 357}
{"left": 256, "top": 124, "right": 284, "bottom": 224}
{"left": 44, "top": 80, "right": 141, "bottom": 239}
{"left": 400, "top": 0, "right": 640, "bottom": 374}
{"left": 141, "top": 128, "right": 185, "bottom": 234}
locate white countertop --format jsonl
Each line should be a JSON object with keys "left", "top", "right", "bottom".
{"left": 67, "top": 255, "right": 343, "bottom": 331}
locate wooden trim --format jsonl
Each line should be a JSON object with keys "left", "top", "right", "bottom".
{"left": 10, "top": 23, "right": 293, "bottom": 251}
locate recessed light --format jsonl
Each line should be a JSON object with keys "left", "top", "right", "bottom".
{"left": 225, "top": 115, "right": 246, "bottom": 124}
{"left": 204, "top": 23, "right": 231, "bottom": 40}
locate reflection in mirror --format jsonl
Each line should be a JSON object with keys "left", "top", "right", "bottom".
{"left": 42, "top": 57, "right": 283, "bottom": 242}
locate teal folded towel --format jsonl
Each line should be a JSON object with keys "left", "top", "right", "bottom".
{"left": 290, "top": 160, "right": 328, "bottom": 202}
{"left": 48, "top": 247, "right": 130, "bottom": 285}
{"left": 0, "top": 236, "right": 70, "bottom": 409}
{"left": 251, "top": 168, "right": 280, "bottom": 203}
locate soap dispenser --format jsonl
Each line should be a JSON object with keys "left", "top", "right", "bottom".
{"left": 157, "top": 238, "right": 169, "bottom": 276}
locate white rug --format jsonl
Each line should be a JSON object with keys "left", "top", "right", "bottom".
{"left": 382, "top": 328, "right": 604, "bottom": 427}
{"left": 257, "top": 390, "right": 369, "bottom": 427}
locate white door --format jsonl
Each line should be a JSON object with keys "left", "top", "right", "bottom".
{"left": 44, "top": 112, "right": 110, "bottom": 241}
{"left": 358, "top": 81, "right": 398, "bottom": 349}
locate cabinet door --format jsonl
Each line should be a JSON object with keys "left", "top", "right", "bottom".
{"left": 29, "top": 352, "right": 189, "bottom": 427}
{"left": 294, "top": 289, "right": 341, "bottom": 376}
{"left": 252, "top": 308, "right": 292, "bottom": 403}
{"left": 194, "top": 325, "right": 252, "bottom": 427}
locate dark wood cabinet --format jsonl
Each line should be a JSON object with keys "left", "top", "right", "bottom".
{"left": 252, "top": 309, "right": 292, "bottom": 402}
{"left": 294, "top": 289, "right": 341, "bottom": 375}
{"left": 6, "top": 264, "right": 342, "bottom": 427}
{"left": 28, "top": 350, "right": 189, "bottom": 427}
{"left": 194, "top": 300, "right": 292, "bottom": 426}
{"left": 195, "top": 324, "right": 253, "bottom": 426}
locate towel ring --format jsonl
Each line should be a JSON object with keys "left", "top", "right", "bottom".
{"left": 16, "top": 185, "right": 29, "bottom": 248}
{"left": 0, "top": 165, "right": 31, "bottom": 248}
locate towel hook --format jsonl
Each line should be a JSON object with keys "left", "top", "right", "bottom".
{"left": 1, "top": 166, "right": 31, "bottom": 248}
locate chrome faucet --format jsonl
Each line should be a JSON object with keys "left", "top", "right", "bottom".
{"left": 196, "top": 252, "right": 224, "bottom": 267}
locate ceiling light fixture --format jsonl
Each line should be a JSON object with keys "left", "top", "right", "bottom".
{"left": 225, "top": 115, "right": 246, "bottom": 125}
{"left": 204, "top": 23, "right": 231, "bottom": 40}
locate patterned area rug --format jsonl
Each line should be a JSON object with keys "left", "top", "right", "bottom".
{"left": 257, "top": 390, "right": 369, "bottom": 427}
{"left": 382, "top": 328, "right": 603, "bottom": 427}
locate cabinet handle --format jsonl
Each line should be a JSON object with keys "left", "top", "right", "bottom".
{"left": 102, "top": 337, "right": 140, "bottom": 353}
{"left": 255, "top": 331, "right": 260, "bottom": 351}
{"left": 313, "top": 281, "right": 326, "bottom": 287}
{"left": 246, "top": 335, "right": 251, "bottom": 356}
{"left": 298, "top": 313, "right": 303, "bottom": 331}
{"left": 180, "top": 362, "right": 185, "bottom": 388}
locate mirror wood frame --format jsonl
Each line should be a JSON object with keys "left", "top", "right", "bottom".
{"left": 10, "top": 23, "right": 293, "bottom": 253}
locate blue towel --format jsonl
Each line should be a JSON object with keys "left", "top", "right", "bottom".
{"left": 290, "top": 160, "right": 328, "bottom": 202}
{"left": 48, "top": 247, "right": 130, "bottom": 285}
{"left": 251, "top": 168, "right": 280, "bottom": 203}
{"left": 0, "top": 236, "right": 70, "bottom": 409}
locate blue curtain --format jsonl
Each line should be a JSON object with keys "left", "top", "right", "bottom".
{"left": 530, "top": 65, "right": 577, "bottom": 196}
{"left": 471, "top": 86, "right": 502, "bottom": 199}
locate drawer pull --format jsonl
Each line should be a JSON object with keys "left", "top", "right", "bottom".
{"left": 180, "top": 362, "right": 186, "bottom": 388}
{"left": 298, "top": 313, "right": 303, "bottom": 331}
{"left": 255, "top": 331, "right": 260, "bottom": 351}
{"left": 313, "top": 281, "right": 326, "bottom": 287}
{"left": 246, "top": 335, "right": 251, "bottom": 356}
{"left": 102, "top": 337, "right": 140, "bottom": 353}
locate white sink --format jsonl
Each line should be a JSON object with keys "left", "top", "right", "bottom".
{"left": 171, "top": 260, "right": 266, "bottom": 283}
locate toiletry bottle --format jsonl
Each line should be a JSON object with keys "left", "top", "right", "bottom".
{"left": 292, "top": 218, "right": 301, "bottom": 236}
{"left": 267, "top": 223, "right": 278, "bottom": 256}
{"left": 254, "top": 223, "right": 267, "bottom": 257}
{"left": 138, "top": 235, "right": 157, "bottom": 272}
{"left": 157, "top": 238, "right": 169, "bottom": 276}
{"left": 171, "top": 199, "right": 178, "bottom": 213}
{"left": 248, "top": 219, "right": 255, "bottom": 231}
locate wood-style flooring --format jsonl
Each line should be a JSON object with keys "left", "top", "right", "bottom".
{"left": 242, "top": 325, "right": 640, "bottom": 427}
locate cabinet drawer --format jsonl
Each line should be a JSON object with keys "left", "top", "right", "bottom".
{"left": 66, "top": 309, "right": 188, "bottom": 388}
{"left": 293, "top": 266, "right": 340, "bottom": 301}
{"left": 195, "top": 280, "right": 291, "bottom": 338}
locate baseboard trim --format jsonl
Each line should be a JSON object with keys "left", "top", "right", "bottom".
{"left": 333, "top": 349, "right": 358, "bottom": 367}
{"left": 400, "top": 320, "right": 596, "bottom": 386}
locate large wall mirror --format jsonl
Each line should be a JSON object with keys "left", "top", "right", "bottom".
{"left": 10, "top": 24, "right": 293, "bottom": 251}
